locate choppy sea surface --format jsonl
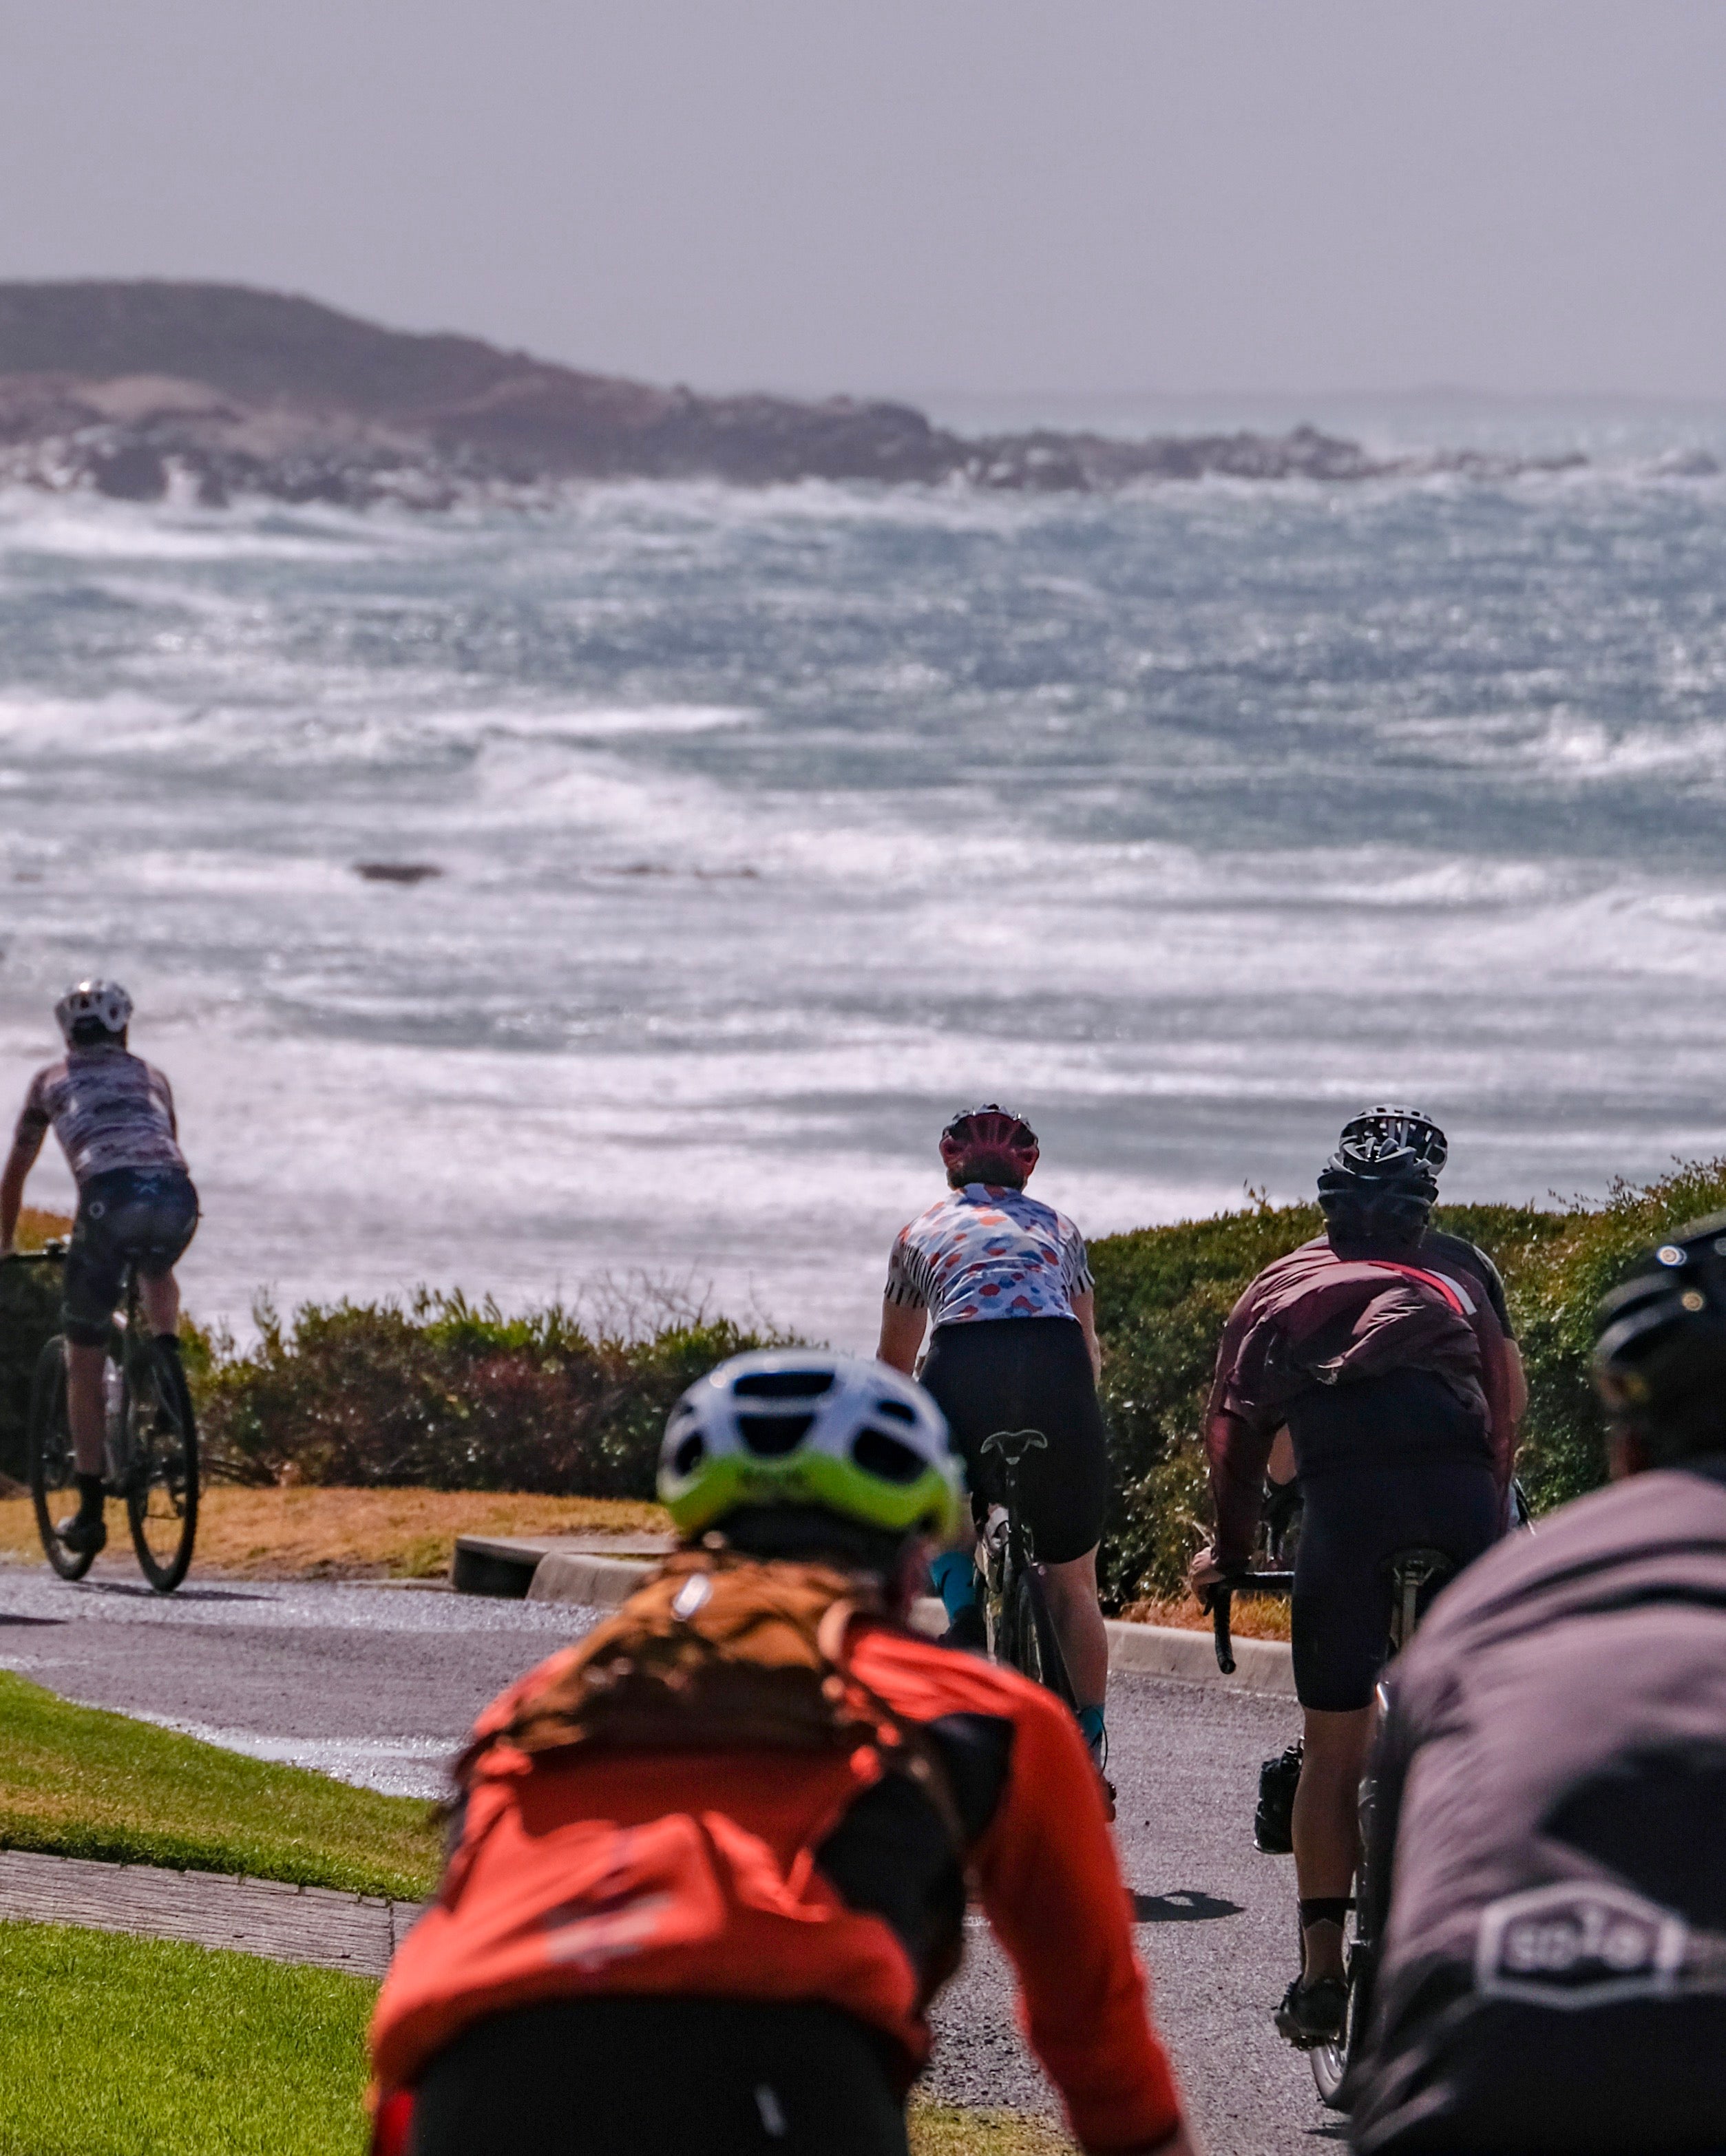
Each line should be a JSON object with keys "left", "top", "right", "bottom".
{"left": 4, "top": 399, "right": 1726, "bottom": 1348}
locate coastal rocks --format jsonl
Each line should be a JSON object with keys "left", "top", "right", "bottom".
{"left": 0, "top": 280, "right": 1597, "bottom": 509}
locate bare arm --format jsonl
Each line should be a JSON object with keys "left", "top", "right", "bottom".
{"left": 1072, "top": 1287, "right": 1102, "bottom": 1384}
{"left": 0, "top": 1141, "right": 35, "bottom": 1254}
{"left": 876, "top": 1296, "right": 927, "bottom": 1375}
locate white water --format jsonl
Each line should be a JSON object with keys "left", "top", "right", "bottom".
{"left": 4, "top": 416, "right": 1726, "bottom": 1346}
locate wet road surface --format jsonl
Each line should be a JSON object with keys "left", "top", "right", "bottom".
{"left": 0, "top": 1559, "right": 1331, "bottom": 2153}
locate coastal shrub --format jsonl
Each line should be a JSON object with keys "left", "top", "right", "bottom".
{"left": 1086, "top": 1159, "right": 1726, "bottom": 1604}
{"left": 32, "top": 1161, "right": 1716, "bottom": 1596}
{"left": 194, "top": 1289, "right": 775, "bottom": 1497}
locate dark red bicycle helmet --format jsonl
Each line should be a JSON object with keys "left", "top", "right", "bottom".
{"left": 939, "top": 1103, "right": 1040, "bottom": 1181}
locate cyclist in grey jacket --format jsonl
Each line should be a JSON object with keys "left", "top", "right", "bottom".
{"left": 1346, "top": 1211, "right": 1726, "bottom": 2153}
{"left": 0, "top": 982, "right": 198, "bottom": 1556}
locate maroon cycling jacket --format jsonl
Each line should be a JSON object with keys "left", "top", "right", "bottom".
{"left": 1204, "top": 1234, "right": 1515, "bottom": 1564}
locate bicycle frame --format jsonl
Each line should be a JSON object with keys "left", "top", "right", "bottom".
{"left": 974, "top": 1426, "right": 1074, "bottom": 1705}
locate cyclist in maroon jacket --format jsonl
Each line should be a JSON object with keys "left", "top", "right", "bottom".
{"left": 1190, "top": 1108, "right": 1522, "bottom": 2048}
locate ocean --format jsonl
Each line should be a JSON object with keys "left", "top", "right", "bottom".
{"left": 4, "top": 399, "right": 1725, "bottom": 1349}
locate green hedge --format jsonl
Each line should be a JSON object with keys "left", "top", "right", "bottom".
{"left": 9, "top": 1165, "right": 1723, "bottom": 1603}
{"left": 1086, "top": 1157, "right": 1726, "bottom": 1603}
{"left": 192, "top": 1291, "right": 777, "bottom": 1496}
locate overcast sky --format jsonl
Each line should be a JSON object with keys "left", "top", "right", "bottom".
{"left": 3, "top": 1, "right": 1724, "bottom": 400}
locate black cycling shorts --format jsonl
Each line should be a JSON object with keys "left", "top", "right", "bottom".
{"left": 1286, "top": 1369, "right": 1500, "bottom": 1713}
{"left": 919, "top": 1315, "right": 1109, "bottom": 1565}
{"left": 63, "top": 1166, "right": 199, "bottom": 1347}
{"left": 409, "top": 1997, "right": 907, "bottom": 2156}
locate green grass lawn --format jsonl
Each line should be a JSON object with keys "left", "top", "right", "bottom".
{"left": 0, "top": 1671, "right": 439, "bottom": 1898}
{"left": 0, "top": 1921, "right": 1068, "bottom": 2156}
{"left": 0, "top": 1921, "right": 376, "bottom": 2155}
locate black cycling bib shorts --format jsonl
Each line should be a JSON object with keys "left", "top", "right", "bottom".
{"left": 918, "top": 1315, "right": 1109, "bottom": 1565}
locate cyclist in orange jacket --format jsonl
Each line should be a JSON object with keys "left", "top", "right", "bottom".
{"left": 368, "top": 1351, "right": 1198, "bottom": 2156}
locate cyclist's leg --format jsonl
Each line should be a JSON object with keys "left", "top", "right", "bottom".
{"left": 1291, "top": 1705, "right": 1375, "bottom": 1983}
{"left": 918, "top": 1325, "right": 996, "bottom": 1644}
{"left": 1286, "top": 1383, "right": 1502, "bottom": 2014}
{"left": 59, "top": 1192, "right": 128, "bottom": 1509}
{"left": 1040, "top": 1542, "right": 1108, "bottom": 1706}
{"left": 138, "top": 1268, "right": 180, "bottom": 1335}
{"left": 1004, "top": 1318, "right": 1111, "bottom": 1732}
{"left": 1286, "top": 1470, "right": 1381, "bottom": 1994}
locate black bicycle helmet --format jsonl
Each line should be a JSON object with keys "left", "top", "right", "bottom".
{"left": 1594, "top": 1212, "right": 1726, "bottom": 1460}
{"left": 1316, "top": 1140, "right": 1438, "bottom": 1243}
{"left": 1337, "top": 1103, "right": 1447, "bottom": 1175}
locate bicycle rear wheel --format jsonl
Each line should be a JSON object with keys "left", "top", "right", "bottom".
{"left": 27, "top": 1336, "right": 96, "bottom": 1582}
{"left": 1002, "top": 1563, "right": 1077, "bottom": 1709}
{"left": 1310, "top": 1912, "right": 1365, "bottom": 2109}
{"left": 123, "top": 1338, "right": 198, "bottom": 1592}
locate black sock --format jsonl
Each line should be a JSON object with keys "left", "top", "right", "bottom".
{"left": 1299, "top": 1897, "right": 1353, "bottom": 1931}
{"left": 154, "top": 1333, "right": 182, "bottom": 1355}
{"left": 73, "top": 1472, "right": 105, "bottom": 1516}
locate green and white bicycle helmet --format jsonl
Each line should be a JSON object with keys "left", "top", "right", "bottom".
{"left": 659, "top": 1351, "right": 964, "bottom": 1543}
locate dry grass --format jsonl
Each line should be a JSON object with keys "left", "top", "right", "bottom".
{"left": 14, "top": 1207, "right": 72, "bottom": 1248}
{"left": 1119, "top": 1589, "right": 1292, "bottom": 1640}
{"left": 910, "top": 2108, "right": 1075, "bottom": 2155}
{"left": 0, "top": 1485, "right": 667, "bottom": 1581}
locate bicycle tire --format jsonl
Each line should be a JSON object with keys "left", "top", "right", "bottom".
{"left": 123, "top": 1336, "right": 198, "bottom": 1592}
{"left": 1002, "top": 1563, "right": 1077, "bottom": 1709}
{"left": 1309, "top": 1914, "right": 1368, "bottom": 2109}
{"left": 27, "top": 1335, "right": 96, "bottom": 1583}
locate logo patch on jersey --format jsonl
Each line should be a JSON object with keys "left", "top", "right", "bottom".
{"left": 1475, "top": 1881, "right": 1687, "bottom": 2007}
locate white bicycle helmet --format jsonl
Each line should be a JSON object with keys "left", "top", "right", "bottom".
{"left": 659, "top": 1350, "right": 964, "bottom": 1543}
{"left": 54, "top": 979, "right": 133, "bottom": 1044}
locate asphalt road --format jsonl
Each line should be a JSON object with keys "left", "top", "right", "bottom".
{"left": 0, "top": 1558, "right": 1333, "bottom": 2155}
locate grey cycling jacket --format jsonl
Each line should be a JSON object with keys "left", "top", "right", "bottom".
{"left": 1349, "top": 1455, "right": 1726, "bottom": 2153}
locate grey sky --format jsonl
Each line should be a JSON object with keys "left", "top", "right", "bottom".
{"left": 3, "top": 1, "right": 1724, "bottom": 400}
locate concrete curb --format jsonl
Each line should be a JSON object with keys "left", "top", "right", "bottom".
{"left": 0, "top": 1849, "right": 425, "bottom": 1975}
{"left": 509, "top": 1543, "right": 1298, "bottom": 1696}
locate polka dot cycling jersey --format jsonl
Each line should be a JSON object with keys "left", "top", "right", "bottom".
{"left": 885, "top": 1184, "right": 1093, "bottom": 1327}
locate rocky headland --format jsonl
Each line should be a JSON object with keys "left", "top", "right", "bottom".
{"left": 0, "top": 280, "right": 1590, "bottom": 509}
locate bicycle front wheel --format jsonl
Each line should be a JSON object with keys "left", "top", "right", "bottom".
{"left": 1002, "top": 1564, "right": 1077, "bottom": 1709}
{"left": 122, "top": 1338, "right": 198, "bottom": 1592}
{"left": 27, "top": 1336, "right": 96, "bottom": 1582}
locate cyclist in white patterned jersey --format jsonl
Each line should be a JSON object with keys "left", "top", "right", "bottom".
{"left": 878, "top": 1106, "right": 1114, "bottom": 1790}
{"left": 0, "top": 981, "right": 199, "bottom": 1556}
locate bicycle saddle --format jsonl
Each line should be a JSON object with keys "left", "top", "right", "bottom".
{"left": 979, "top": 1426, "right": 1048, "bottom": 1468}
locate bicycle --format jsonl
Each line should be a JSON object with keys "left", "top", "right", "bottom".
{"left": 973, "top": 1426, "right": 1076, "bottom": 1709}
{"left": 14, "top": 1243, "right": 200, "bottom": 1592}
{"left": 1205, "top": 1547, "right": 1454, "bottom": 2113}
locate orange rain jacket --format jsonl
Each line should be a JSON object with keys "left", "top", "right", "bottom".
{"left": 370, "top": 1618, "right": 1183, "bottom": 2155}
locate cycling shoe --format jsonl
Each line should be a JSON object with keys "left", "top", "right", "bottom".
{"left": 55, "top": 1510, "right": 107, "bottom": 1556}
{"left": 939, "top": 1603, "right": 988, "bottom": 1654}
{"left": 1275, "top": 1973, "right": 1347, "bottom": 2048}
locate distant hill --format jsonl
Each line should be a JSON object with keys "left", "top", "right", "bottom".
{"left": 0, "top": 282, "right": 534, "bottom": 414}
{"left": 0, "top": 279, "right": 1586, "bottom": 508}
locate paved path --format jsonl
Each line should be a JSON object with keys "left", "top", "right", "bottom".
{"left": 0, "top": 1558, "right": 1332, "bottom": 2153}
